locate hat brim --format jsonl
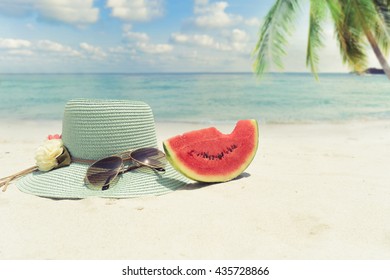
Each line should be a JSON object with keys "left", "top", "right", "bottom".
{"left": 16, "top": 162, "right": 190, "bottom": 199}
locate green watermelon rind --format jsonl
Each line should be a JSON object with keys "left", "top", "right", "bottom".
{"left": 163, "top": 119, "right": 259, "bottom": 183}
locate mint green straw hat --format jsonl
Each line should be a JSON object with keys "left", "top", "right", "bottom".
{"left": 16, "top": 99, "right": 190, "bottom": 198}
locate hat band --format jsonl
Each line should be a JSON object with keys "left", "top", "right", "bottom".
{"left": 71, "top": 157, "right": 96, "bottom": 165}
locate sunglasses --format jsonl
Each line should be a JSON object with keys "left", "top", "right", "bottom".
{"left": 84, "top": 147, "right": 167, "bottom": 190}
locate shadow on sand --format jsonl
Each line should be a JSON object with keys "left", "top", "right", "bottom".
{"left": 179, "top": 172, "right": 251, "bottom": 191}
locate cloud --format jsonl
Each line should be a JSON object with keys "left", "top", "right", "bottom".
{"left": 107, "top": 0, "right": 163, "bottom": 21}
{"left": 163, "top": 1, "right": 258, "bottom": 70}
{"left": 109, "top": 46, "right": 136, "bottom": 55}
{"left": 37, "top": 0, "right": 99, "bottom": 25}
{"left": 37, "top": 40, "right": 81, "bottom": 56}
{"left": 124, "top": 31, "right": 150, "bottom": 42}
{"left": 0, "top": 37, "right": 83, "bottom": 57}
{"left": 244, "top": 17, "right": 261, "bottom": 27}
{"left": 0, "top": 37, "right": 88, "bottom": 60}
{"left": 136, "top": 42, "right": 173, "bottom": 54}
{"left": 193, "top": 0, "right": 242, "bottom": 28}
{"left": 80, "top": 42, "right": 107, "bottom": 59}
{"left": 171, "top": 32, "right": 228, "bottom": 50}
{"left": 7, "top": 49, "right": 34, "bottom": 56}
{"left": 230, "top": 28, "right": 249, "bottom": 51}
{"left": 170, "top": 28, "right": 249, "bottom": 52}
{"left": 170, "top": 33, "right": 189, "bottom": 44}
{"left": 120, "top": 24, "right": 172, "bottom": 54}
{"left": 0, "top": 38, "right": 32, "bottom": 49}
{"left": 0, "top": 0, "right": 99, "bottom": 25}
{"left": 122, "top": 24, "right": 150, "bottom": 42}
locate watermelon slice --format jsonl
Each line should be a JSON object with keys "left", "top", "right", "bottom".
{"left": 163, "top": 119, "right": 259, "bottom": 182}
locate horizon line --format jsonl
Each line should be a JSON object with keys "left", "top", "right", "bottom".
{"left": 0, "top": 71, "right": 351, "bottom": 75}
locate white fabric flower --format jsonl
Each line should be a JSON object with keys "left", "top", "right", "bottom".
{"left": 35, "top": 139, "right": 64, "bottom": 171}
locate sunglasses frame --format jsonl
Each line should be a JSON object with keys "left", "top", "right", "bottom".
{"left": 84, "top": 147, "right": 166, "bottom": 190}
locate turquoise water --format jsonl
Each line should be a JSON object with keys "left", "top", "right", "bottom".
{"left": 0, "top": 73, "right": 390, "bottom": 123}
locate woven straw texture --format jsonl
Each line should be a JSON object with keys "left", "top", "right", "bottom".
{"left": 17, "top": 99, "right": 190, "bottom": 198}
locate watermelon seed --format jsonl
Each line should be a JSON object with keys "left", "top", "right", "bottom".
{"left": 190, "top": 145, "right": 237, "bottom": 161}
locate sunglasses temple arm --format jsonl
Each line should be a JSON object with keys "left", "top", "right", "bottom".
{"left": 122, "top": 165, "right": 141, "bottom": 174}
{"left": 122, "top": 165, "right": 165, "bottom": 174}
{"left": 0, "top": 165, "right": 38, "bottom": 192}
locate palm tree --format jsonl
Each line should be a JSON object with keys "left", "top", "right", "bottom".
{"left": 253, "top": 0, "right": 390, "bottom": 79}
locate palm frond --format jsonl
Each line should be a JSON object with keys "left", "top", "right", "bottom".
{"left": 372, "top": 0, "right": 390, "bottom": 55}
{"left": 373, "top": 19, "right": 390, "bottom": 55}
{"left": 373, "top": 0, "right": 390, "bottom": 26}
{"left": 306, "top": 0, "right": 328, "bottom": 79}
{"left": 252, "top": 0, "right": 301, "bottom": 78}
{"left": 329, "top": 0, "right": 368, "bottom": 72}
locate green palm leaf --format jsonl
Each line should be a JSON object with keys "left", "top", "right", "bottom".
{"left": 328, "top": 0, "right": 368, "bottom": 72}
{"left": 374, "top": 0, "right": 390, "bottom": 26}
{"left": 306, "top": 0, "right": 328, "bottom": 79}
{"left": 254, "top": 0, "right": 390, "bottom": 79}
{"left": 252, "top": 0, "right": 301, "bottom": 78}
{"left": 372, "top": 0, "right": 390, "bottom": 55}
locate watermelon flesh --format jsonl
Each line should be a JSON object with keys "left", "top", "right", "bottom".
{"left": 163, "top": 119, "right": 259, "bottom": 182}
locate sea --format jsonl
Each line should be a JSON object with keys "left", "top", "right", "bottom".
{"left": 1, "top": 72, "right": 390, "bottom": 124}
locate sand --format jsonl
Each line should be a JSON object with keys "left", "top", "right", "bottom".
{"left": 0, "top": 120, "right": 390, "bottom": 259}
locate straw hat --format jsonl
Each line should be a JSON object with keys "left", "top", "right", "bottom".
{"left": 16, "top": 99, "right": 190, "bottom": 198}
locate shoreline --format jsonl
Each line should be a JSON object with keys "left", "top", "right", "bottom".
{"left": 1, "top": 120, "right": 390, "bottom": 259}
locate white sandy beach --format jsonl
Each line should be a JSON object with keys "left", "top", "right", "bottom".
{"left": 0, "top": 120, "right": 389, "bottom": 259}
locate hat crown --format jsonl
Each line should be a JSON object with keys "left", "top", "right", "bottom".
{"left": 62, "top": 99, "right": 157, "bottom": 160}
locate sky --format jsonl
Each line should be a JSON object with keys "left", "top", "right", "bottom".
{"left": 0, "top": 0, "right": 384, "bottom": 73}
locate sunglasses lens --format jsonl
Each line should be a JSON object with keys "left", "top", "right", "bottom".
{"left": 131, "top": 148, "right": 167, "bottom": 169}
{"left": 86, "top": 156, "right": 123, "bottom": 190}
